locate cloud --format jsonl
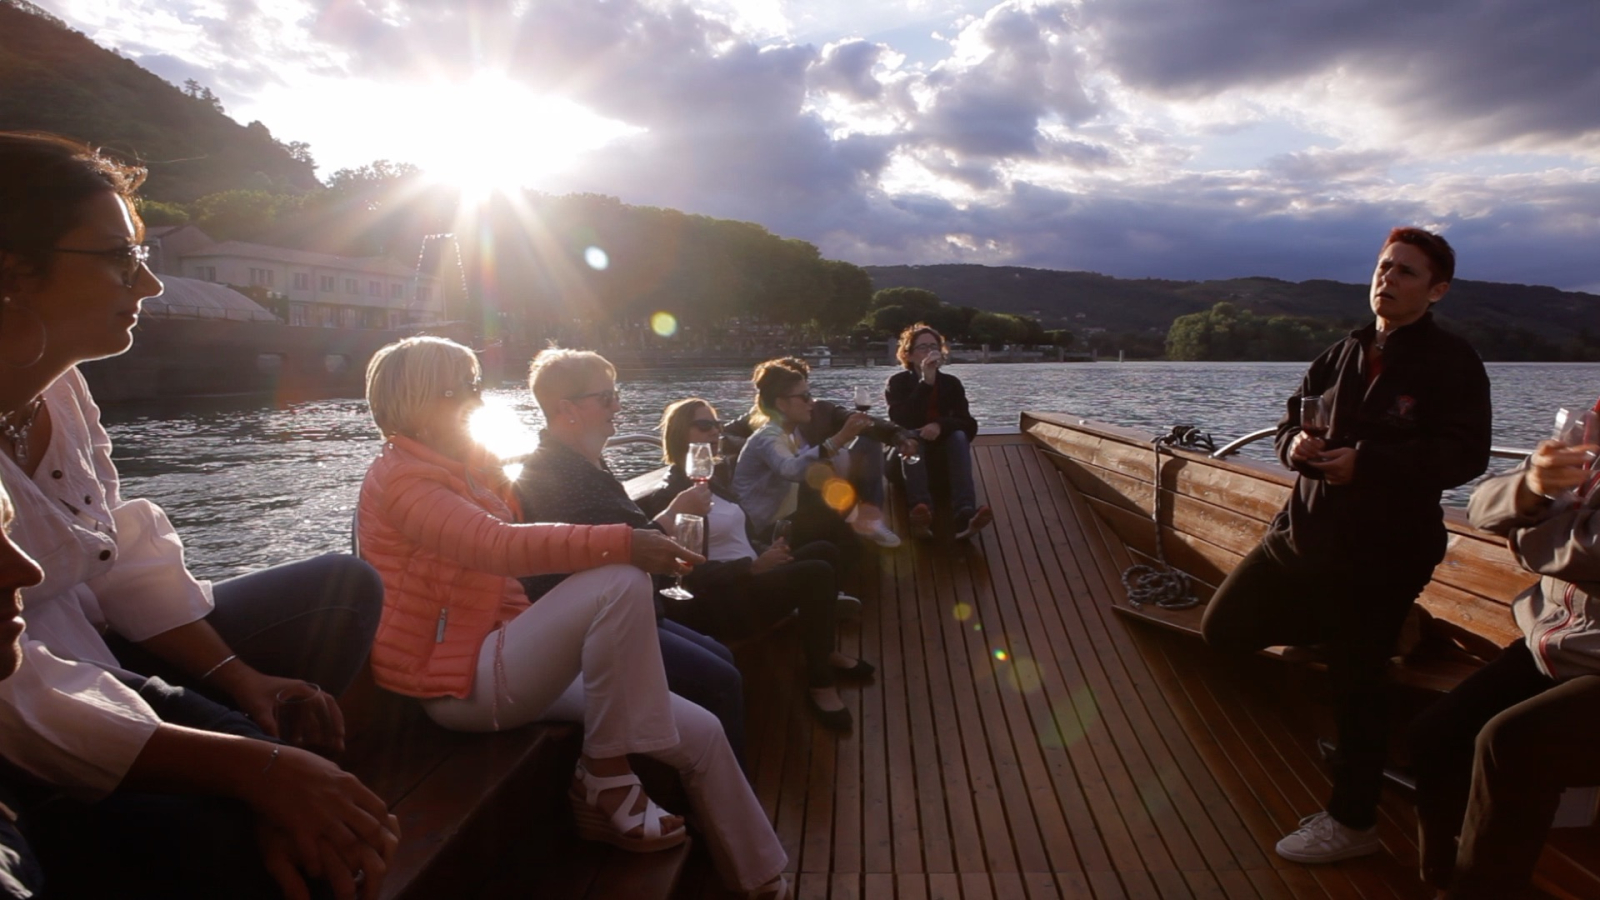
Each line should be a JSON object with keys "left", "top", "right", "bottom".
{"left": 1086, "top": 0, "right": 1600, "bottom": 154}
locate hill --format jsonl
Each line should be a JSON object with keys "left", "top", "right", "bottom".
{"left": 864, "top": 264, "right": 1600, "bottom": 358}
{"left": 0, "top": 0, "right": 317, "bottom": 200}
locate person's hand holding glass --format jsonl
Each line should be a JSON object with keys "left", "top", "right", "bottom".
{"left": 1529, "top": 407, "right": 1600, "bottom": 502}
{"left": 660, "top": 513, "right": 704, "bottom": 600}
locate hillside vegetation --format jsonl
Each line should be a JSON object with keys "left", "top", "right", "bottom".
{"left": 0, "top": 0, "right": 316, "bottom": 200}
{"left": 865, "top": 264, "right": 1600, "bottom": 361}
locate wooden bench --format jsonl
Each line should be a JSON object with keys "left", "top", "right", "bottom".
{"left": 336, "top": 668, "right": 691, "bottom": 900}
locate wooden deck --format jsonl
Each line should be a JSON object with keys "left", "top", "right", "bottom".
{"left": 672, "top": 431, "right": 1515, "bottom": 900}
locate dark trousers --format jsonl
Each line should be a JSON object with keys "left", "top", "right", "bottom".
{"left": 792, "top": 492, "right": 862, "bottom": 576}
{"left": 17, "top": 677, "right": 297, "bottom": 900}
{"left": 658, "top": 618, "right": 746, "bottom": 768}
{"left": 676, "top": 542, "right": 842, "bottom": 688}
{"left": 109, "top": 553, "right": 385, "bottom": 697}
{"left": 28, "top": 554, "right": 382, "bottom": 899}
{"left": 1409, "top": 639, "right": 1600, "bottom": 899}
{"left": 1201, "top": 529, "right": 1433, "bottom": 829}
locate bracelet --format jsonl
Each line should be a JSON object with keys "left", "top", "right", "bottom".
{"left": 200, "top": 653, "right": 238, "bottom": 681}
{"left": 262, "top": 745, "right": 281, "bottom": 774}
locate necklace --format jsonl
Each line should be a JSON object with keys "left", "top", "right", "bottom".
{"left": 0, "top": 397, "right": 43, "bottom": 464}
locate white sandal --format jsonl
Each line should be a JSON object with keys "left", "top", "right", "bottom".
{"left": 570, "top": 762, "right": 688, "bottom": 853}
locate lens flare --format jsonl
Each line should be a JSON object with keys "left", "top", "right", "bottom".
{"left": 805, "top": 463, "right": 834, "bottom": 490}
{"left": 1041, "top": 688, "right": 1100, "bottom": 749}
{"left": 585, "top": 246, "right": 609, "bottom": 270}
{"left": 468, "top": 397, "right": 536, "bottom": 461}
{"left": 651, "top": 312, "right": 678, "bottom": 337}
{"left": 1001, "top": 656, "right": 1043, "bottom": 694}
{"left": 822, "top": 478, "right": 856, "bottom": 512}
{"left": 951, "top": 602, "right": 974, "bottom": 622}
{"left": 993, "top": 648, "right": 1008, "bottom": 661}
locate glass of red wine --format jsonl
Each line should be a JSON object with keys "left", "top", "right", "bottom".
{"left": 687, "top": 441, "right": 715, "bottom": 485}
{"left": 1300, "top": 396, "right": 1329, "bottom": 441}
{"left": 853, "top": 385, "right": 873, "bottom": 413}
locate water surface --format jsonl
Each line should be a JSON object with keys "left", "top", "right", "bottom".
{"left": 105, "top": 361, "right": 1600, "bottom": 579}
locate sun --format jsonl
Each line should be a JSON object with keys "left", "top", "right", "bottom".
{"left": 411, "top": 73, "right": 642, "bottom": 200}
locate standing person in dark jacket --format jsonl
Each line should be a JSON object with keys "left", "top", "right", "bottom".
{"left": 1200, "top": 227, "right": 1492, "bottom": 864}
{"left": 885, "top": 324, "right": 991, "bottom": 541}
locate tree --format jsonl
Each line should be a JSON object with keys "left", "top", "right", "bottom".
{"left": 284, "top": 141, "right": 316, "bottom": 171}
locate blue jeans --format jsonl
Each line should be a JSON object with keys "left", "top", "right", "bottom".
{"left": 659, "top": 618, "right": 746, "bottom": 769}
{"left": 848, "top": 437, "right": 887, "bottom": 508}
{"left": 899, "top": 430, "right": 977, "bottom": 515}
{"left": 110, "top": 554, "right": 384, "bottom": 697}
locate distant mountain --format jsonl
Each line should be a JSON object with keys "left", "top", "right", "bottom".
{"left": 0, "top": 0, "right": 317, "bottom": 201}
{"left": 864, "top": 264, "right": 1600, "bottom": 347}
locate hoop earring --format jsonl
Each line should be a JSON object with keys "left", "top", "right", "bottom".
{"left": 0, "top": 297, "right": 47, "bottom": 369}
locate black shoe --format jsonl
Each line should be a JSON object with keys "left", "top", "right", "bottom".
{"left": 832, "top": 658, "right": 876, "bottom": 681}
{"left": 806, "top": 692, "right": 853, "bottom": 731}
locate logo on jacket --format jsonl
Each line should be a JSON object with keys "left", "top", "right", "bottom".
{"left": 1391, "top": 395, "right": 1417, "bottom": 420}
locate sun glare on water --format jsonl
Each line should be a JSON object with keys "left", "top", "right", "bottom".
{"left": 412, "top": 73, "right": 641, "bottom": 200}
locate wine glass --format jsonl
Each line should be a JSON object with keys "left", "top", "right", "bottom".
{"left": 1300, "top": 396, "right": 1329, "bottom": 441}
{"left": 900, "top": 430, "right": 923, "bottom": 465}
{"left": 687, "top": 442, "right": 715, "bottom": 485}
{"left": 771, "top": 518, "right": 792, "bottom": 547}
{"left": 659, "top": 514, "right": 703, "bottom": 601}
{"left": 853, "top": 385, "right": 874, "bottom": 413}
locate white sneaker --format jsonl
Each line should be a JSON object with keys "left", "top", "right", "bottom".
{"left": 1274, "top": 811, "right": 1381, "bottom": 863}
{"left": 859, "top": 519, "right": 901, "bottom": 548}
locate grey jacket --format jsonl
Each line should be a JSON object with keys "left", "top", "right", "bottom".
{"left": 1468, "top": 465, "right": 1600, "bottom": 680}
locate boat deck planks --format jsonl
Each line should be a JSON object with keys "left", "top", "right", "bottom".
{"left": 678, "top": 432, "right": 1494, "bottom": 899}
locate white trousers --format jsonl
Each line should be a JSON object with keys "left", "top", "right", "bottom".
{"left": 422, "top": 565, "right": 785, "bottom": 891}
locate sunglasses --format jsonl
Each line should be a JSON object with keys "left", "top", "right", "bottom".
{"left": 689, "top": 418, "right": 722, "bottom": 432}
{"left": 912, "top": 342, "right": 941, "bottom": 352}
{"left": 443, "top": 378, "right": 482, "bottom": 399}
{"left": 570, "top": 387, "right": 621, "bottom": 405}
{"left": 783, "top": 391, "right": 814, "bottom": 403}
{"left": 54, "top": 244, "right": 150, "bottom": 289}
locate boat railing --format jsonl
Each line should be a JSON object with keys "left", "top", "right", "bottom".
{"left": 1209, "top": 427, "right": 1532, "bottom": 461}
{"left": 606, "top": 433, "right": 665, "bottom": 449}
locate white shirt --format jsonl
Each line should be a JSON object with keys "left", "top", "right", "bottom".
{"left": 0, "top": 369, "right": 214, "bottom": 796}
{"left": 705, "top": 495, "right": 757, "bottom": 563}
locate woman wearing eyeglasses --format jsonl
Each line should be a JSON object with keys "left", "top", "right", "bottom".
{"left": 732, "top": 357, "right": 873, "bottom": 569}
{"left": 0, "top": 131, "right": 393, "bottom": 897}
{"left": 640, "top": 398, "right": 875, "bottom": 731}
{"left": 885, "top": 323, "right": 991, "bottom": 541}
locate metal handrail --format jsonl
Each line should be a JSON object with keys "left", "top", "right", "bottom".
{"left": 1210, "top": 428, "right": 1531, "bottom": 461}
{"left": 605, "top": 433, "right": 664, "bottom": 449}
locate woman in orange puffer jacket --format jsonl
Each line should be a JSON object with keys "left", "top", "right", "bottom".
{"left": 356, "top": 337, "right": 790, "bottom": 900}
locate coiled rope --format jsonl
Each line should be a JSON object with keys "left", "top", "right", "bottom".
{"left": 1121, "top": 425, "right": 1214, "bottom": 610}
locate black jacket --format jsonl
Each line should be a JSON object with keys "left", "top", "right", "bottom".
{"left": 1271, "top": 311, "right": 1491, "bottom": 567}
{"left": 885, "top": 369, "right": 978, "bottom": 442}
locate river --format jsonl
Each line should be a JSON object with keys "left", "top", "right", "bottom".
{"left": 100, "top": 361, "right": 1600, "bottom": 580}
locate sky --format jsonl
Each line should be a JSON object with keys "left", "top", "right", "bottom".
{"left": 33, "top": 0, "right": 1600, "bottom": 292}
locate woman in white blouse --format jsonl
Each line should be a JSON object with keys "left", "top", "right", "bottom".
{"left": 0, "top": 132, "right": 395, "bottom": 898}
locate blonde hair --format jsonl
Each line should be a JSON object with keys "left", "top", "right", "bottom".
{"left": 527, "top": 347, "right": 616, "bottom": 415}
{"left": 365, "top": 336, "right": 480, "bottom": 438}
{"left": 659, "top": 397, "right": 717, "bottom": 465}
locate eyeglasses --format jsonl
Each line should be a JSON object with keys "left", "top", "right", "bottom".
{"left": 688, "top": 418, "right": 722, "bottom": 432}
{"left": 443, "top": 378, "right": 482, "bottom": 399}
{"left": 782, "top": 391, "right": 814, "bottom": 403}
{"left": 570, "top": 387, "right": 621, "bottom": 405}
{"left": 912, "top": 342, "right": 941, "bottom": 352}
{"left": 54, "top": 244, "right": 150, "bottom": 288}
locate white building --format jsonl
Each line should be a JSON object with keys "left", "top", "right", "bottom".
{"left": 143, "top": 226, "right": 446, "bottom": 329}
